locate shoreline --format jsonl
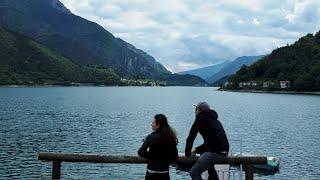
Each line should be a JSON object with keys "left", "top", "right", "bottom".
{"left": 0, "top": 84, "right": 180, "bottom": 88}
{"left": 218, "top": 88, "right": 320, "bottom": 96}
{"left": 0, "top": 85, "right": 164, "bottom": 88}
{"left": 0, "top": 84, "right": 209, "bottom": 88}
{"left": 0, "top": 84, "right": 103, "bottom": 88}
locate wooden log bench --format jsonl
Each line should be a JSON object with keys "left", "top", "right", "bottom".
{"left": 38, "top": 152, "right": 267, "bottom": 180}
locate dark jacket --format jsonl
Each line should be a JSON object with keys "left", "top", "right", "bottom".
{"left": 185, "top": 109, "right": 229, "bottom": 156}
{"left": 138, "top": 131, "right": 178, "bottom": 171}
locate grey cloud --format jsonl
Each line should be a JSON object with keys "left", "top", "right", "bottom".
{"left": 60, "top": 0, "right": 320, "bottom": 72}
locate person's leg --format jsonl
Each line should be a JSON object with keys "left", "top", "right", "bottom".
{"left": 207, "top": 166, "right": 219, "bottom": 180}
{"left": 189, "top": 152, "right": 226, "bottom": 180}
{"left": 208, "top": 154, "right": 227, "bottom": 180}
{"left": 145, "top": 171, "right": 151, "bottom": 180}
{"left": 189, "top": 152, "right": 214, "bottom": 180}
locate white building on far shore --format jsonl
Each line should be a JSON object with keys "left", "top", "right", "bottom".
{"left": 238, "top": 81, "right": 257, "bottom": 88}
{"left": 224, "top": 82, "right": 233, "bottom": 88}
{"left": 280, "top": 81, "right": 291, "bottom": 89}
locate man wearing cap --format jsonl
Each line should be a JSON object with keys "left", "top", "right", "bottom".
{"left": 185, "top": 101, "right": 229, "bottom": 180}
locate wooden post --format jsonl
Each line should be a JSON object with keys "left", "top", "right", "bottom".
{"left": 245, "top": 164, "right": 253, "bottom": 180}
{"left": 52, "top": 161, "right": 61, "bottom": 180}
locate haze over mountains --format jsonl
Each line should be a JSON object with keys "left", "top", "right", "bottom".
{"left": 179, "top": 55, "right": 264, "bottom": 84}
{"left": 0, "top": 0, "right": 207, "bottom": 86}
{"left": 207, "top": 55, "right": 264, "bottom": 84}
{"left": 178, "top": 61, "right": 230, "bottom": 80}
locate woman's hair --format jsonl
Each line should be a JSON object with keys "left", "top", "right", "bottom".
{"left": 154, "top": 114, "right": 178, "bottom": 146}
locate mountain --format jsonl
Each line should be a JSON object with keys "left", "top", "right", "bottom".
{"left": 178, "top": 61, "right": 230, "bottom": 80}
{"left": 212, "top": 75, "right": 230, "bottom": 86}
{"left": 159, "top": 74, "right": 208, "bottom": 86}
{"left": 0, "top": 27, "right": 120, "bottom": 85}
{"left": 0, "top": 0, "right": 206, "bottom": 86}
{"left": 207, "top": 55, "right": 264, "bottom": 83}
{"left": 228, "top": 31, "right": 320, "bottom": 91}
{"left": 0, "top": 0, "right": 170, "bottom": 78}
{"left": 114, "top": 38, "right": 169, "bottom": 77}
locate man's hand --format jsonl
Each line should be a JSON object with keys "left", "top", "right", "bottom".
{"left": 185, "top": 148, "right": 196, "bottom": 157}
{"left": 191, "top": 148, "right": 196, "bottom": 155}
{"left": 185, "top": 148, "right": 196, "bottom": 156}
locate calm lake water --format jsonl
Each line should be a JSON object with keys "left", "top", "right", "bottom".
{"left": 0, "top": 87, "right": 320, "bottom": 179}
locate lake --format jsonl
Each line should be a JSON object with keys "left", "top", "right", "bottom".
{"left": 0, "top": 87, "right": 320, "bottom": 179}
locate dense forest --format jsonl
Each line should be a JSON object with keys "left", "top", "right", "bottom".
{"left": 0, "top": 27, "right": 208, "bottom": 86}
{"left": 0, "top": 27, "right": 121, "bottom": 85}
{"left": 227, "top": 30, "right": 320, "bottom": 91}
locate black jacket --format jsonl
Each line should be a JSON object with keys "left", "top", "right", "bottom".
{"left": 185, "top": 109, "right": 229, "bottom": 156}
{"left": 138, "top": 131, "right": 178, "bottom": 171}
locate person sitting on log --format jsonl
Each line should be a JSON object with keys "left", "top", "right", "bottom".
{"left": 185, "top": 102, "right": 229, "bottom": 180}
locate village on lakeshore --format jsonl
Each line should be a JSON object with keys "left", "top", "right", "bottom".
{"left": 223, "top": 80, "right": 291, "bottom": 90}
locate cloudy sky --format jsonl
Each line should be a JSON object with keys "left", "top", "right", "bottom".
{"left": 60, "top": 0, "right": 320, "bottom": 72}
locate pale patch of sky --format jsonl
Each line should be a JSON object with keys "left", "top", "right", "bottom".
{"left": 177, "top": 61, "right": 202, "bottom": 72}
{"left": 60, "top": 0, "right": 320, "bottom": 72}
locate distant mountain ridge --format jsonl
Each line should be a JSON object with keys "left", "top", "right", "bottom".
{"left": 207, "top": 55, "right": 264, "bottom": 84}
{"left": 178, "top": 61, "right": 230, "bottom": 80}
{"left": 178, "top": 55, "right": 263, "bottom": 84}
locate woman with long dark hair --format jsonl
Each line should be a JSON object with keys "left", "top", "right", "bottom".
{"left": 138, "top": 114, "right": 178, "bottom": 180}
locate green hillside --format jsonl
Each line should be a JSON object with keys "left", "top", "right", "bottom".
{"left": 0, "top": 0, "right": 169, "bottom": 78}
{"left": 227, "top": 31, "right": 320, "bottom": 91}
{"left": 0, "top": 27, "right": 120, "bottom": 85}
{"left": 0, "top": 0, "right": 207, "bottom": 86}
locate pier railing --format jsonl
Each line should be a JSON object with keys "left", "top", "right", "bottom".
{"left": 38, "top": 152, "right": 267, "bottom": 180}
